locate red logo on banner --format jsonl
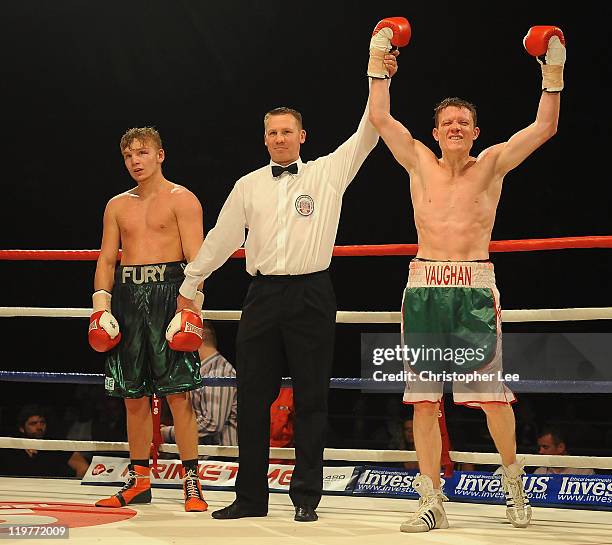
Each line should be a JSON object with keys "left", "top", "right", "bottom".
{"left": 267, "top": 467, "right": 293, "bottom": 486}
{"left": 92, "top": 464, "right": 107, "bottom": 476}
{"left": 0, "top": 502, "right": 136, "bottom": 530}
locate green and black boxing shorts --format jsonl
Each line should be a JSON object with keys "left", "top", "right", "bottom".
{"left": 104, "top": 261, "right": 203, "bottom": 398}
{"left": 401, "top": 259, "right": 515, "bottom": 408}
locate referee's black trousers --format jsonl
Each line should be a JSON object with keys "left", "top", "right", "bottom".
{"left": 234, "top": 270, "right": 335, "bottom": 510}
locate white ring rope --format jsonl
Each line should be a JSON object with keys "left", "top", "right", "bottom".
{"left": 1, "top": 437, "right": 610, "bottom": 469}
{"left": 2, "top": 307, "right": 612, "bottom": 322}
{"left": 3, "top": 307, "right": 610, "bottom": 471}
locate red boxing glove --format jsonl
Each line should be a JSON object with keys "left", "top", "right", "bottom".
{"left": 368, "top": 17, "right": 412, "bottom": 79}
{"left": 165, "top": 309, "right": 203, "bottom": 351}
{"left": 523, "top": 26, "right": 566, "bottom": 92}
{"left": 373, "top": 17, "right": 411, "bottom": 48}
{"left": 88, "top": 310, "right": 121, "bottom": 352}
{"left": 523, "top": 25, "right": 565, "bottom": 57}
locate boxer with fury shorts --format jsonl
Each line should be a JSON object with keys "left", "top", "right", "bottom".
{"left": 369, "top": 22, "right": 565, "bottom": 532}
{"left": 89, "top": 127, "right": 208, "bottom": 512}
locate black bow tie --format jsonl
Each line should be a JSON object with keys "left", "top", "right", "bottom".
{"left": 271, "top": 163, "right": 298, "bottom": 177}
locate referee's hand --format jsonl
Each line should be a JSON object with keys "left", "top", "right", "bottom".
{"left": 176, "top": 293, "right": 199, "bottom": 314}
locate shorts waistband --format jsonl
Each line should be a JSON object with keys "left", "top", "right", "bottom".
{"left": 408, "top": 259, "right": 495, "bottom": 288}
{"left": 116, "top": 261, "right": 186, "bottom": 284}
{"left": 254, "top": 269, "right": 329, "bottom": 281}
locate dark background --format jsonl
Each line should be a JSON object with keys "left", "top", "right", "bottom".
{"left": 1, "top": 2, "right": 610, "bottom": 454}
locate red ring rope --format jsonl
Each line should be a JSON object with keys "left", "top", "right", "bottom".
{"left": 0, "top": 236, "right": 610, "bottom": 260}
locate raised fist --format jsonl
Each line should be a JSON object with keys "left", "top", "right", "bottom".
{"left": 523, "top": 26, "right": 566, "bottom": 92}
{"left": 368, "top": 17, "right": 411, "bottom": 79}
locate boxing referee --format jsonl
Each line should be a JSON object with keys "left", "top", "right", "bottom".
{"left": 174, "top": 53, "right": 398, "bottom": 523}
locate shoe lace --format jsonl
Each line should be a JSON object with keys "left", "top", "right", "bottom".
{"left": 415, "top": 495, "right": 435, "bottom": 517}
{"left": 119, "top": 469, "right": 145, "bottom": 493}
{"left": 183, "top": 470, "right": 202, "bottom": 499}
{"left": 120, "top": 469, "right": 138, "bottom": 492}
{"left": 413, "top": 492, "right": 447, "bottom": 519}
{"left": 502, "top": 472, "right": 526, "bottom": 509}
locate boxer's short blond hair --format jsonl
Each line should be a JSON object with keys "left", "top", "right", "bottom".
{"left": 120, "top": 127, "right": 162, "bottom": 152}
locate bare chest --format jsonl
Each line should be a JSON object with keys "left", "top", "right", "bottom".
{"left": 413, "top": 168, "right": 500, "bottom": 215}
{"left": 116, "top": 197, "right": 178, "bottom": 240}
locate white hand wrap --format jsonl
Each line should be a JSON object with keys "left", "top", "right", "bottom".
{"left": 540, "top": 36, "right": 566, "bottom": 92}
{"left": 92, "top": 290, "right": 112, "bottom": 312}
{"left": 368, "top": 27, "right": 393, "bottom": 79}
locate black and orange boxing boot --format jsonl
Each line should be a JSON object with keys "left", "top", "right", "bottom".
{"left": 95, "top": 464, "right": 152, "bottom": 507}
{"left": 182, "top": 465, "right": 208, "bottom": 512}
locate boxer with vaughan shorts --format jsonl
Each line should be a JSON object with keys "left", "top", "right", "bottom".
{"left": 401, "top": 259, "right": 510, "bottom": 406}
{"left": 369, "top": 21, "right": 565, "bottom": 532}
{"left": 88, "top": 127, "right": 208, "bottom": 512}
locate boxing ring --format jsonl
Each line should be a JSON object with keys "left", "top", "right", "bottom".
{"left": 1, "top": 237, "right": 612, "bottom": 544}
{"left": 1, "top": 477, "right": 611, "bottom": 545}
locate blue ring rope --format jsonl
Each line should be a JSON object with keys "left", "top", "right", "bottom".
{"left": 1, "top": 371, "right": 611, "bottom": 393}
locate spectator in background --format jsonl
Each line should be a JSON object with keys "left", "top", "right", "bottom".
{"left": 534, "top": 425, "right": 595, "bottom": 475}
{"left": 269, "top": 387, "right": 295, "bottom": 465}
{"left": 1, "top": 404, "right": 89, "bottom": 478}
{"left": 162, "top": 320, "right": 237, "bottom": 447}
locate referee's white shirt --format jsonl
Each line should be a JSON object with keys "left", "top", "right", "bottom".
{"left": 180, "top": 104, "right": 379, "bottom": 299}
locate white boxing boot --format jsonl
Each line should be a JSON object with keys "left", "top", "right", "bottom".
{"left": 400, "top": 474, "right": 449, "bottom": 533}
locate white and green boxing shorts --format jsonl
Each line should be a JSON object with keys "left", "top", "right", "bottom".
{"left": 401, "top": 259, "right": 515, "bottom": 408}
